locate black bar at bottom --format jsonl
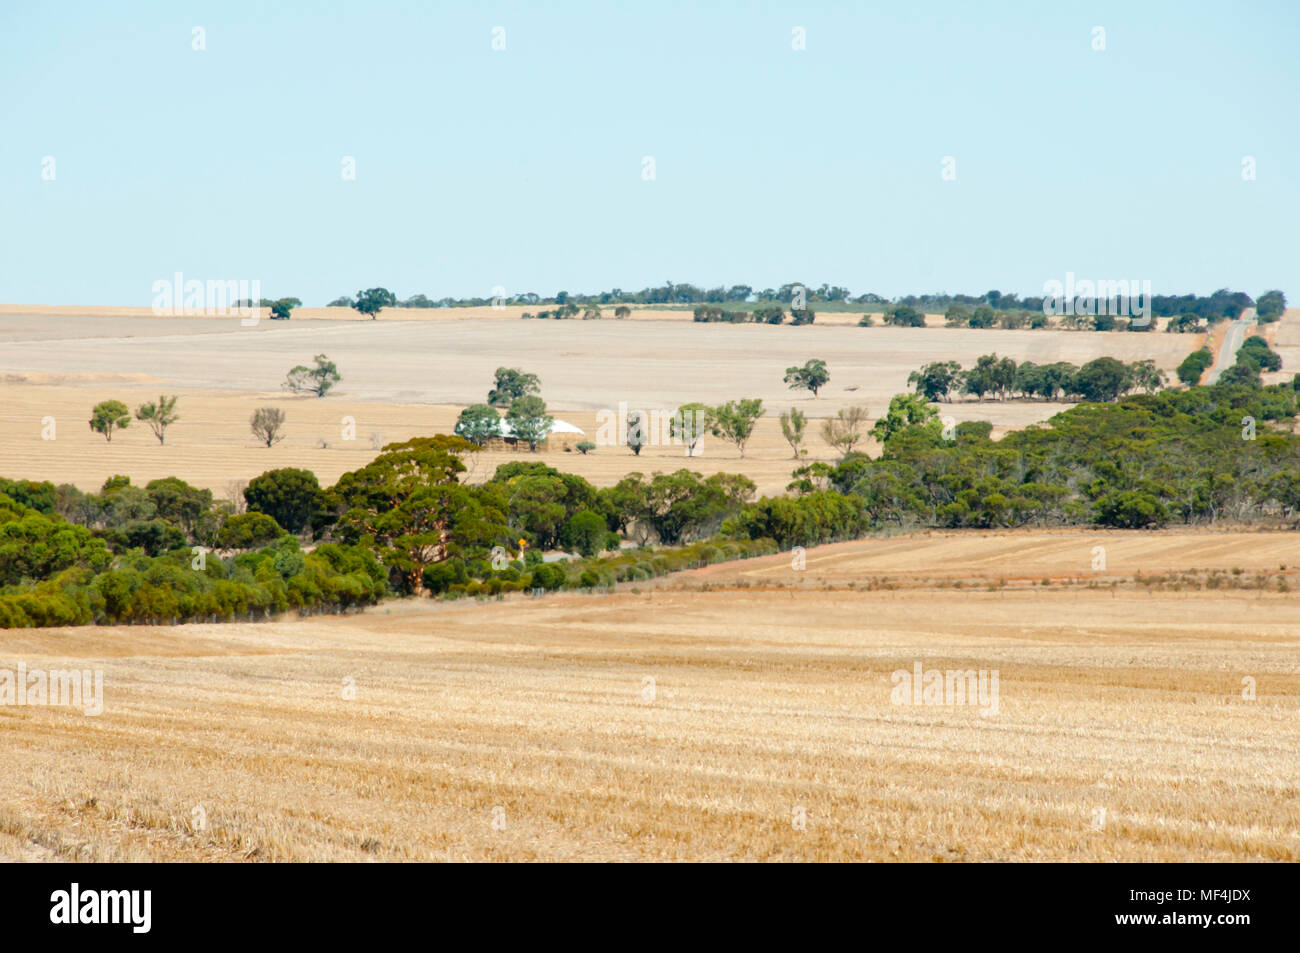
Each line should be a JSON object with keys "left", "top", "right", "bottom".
{"left": 0, "top": 861, "right": 1286, "bottom": 941}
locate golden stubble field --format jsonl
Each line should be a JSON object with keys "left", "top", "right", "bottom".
{"left": 0, "top": 381, "right": 849, "bottom": 500}
{"left": 3, "top": 307, "right": 1298, "bottom": 862}
{"left": 0, "top": 305, "right": 1251, "bottom": 497}
{"left": 2, "top": 530, "right": 1297, "bottom": 863}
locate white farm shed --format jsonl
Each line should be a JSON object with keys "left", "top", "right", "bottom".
{"left": 492, "top": 418, "right": 586, "bottom": 451}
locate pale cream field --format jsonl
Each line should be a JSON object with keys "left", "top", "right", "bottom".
{"left": 1264, "top": 308, "right": 1300, "bottom": 387}
{"left": 1, "top": 529, "right": 1298, "bottom": 862}
{"left": 0, "top": 307, "right": 1219, "bottom": 497}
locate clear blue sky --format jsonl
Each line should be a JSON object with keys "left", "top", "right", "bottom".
{"left": 2, "top": 1, "right": 1296, "bottom": 306}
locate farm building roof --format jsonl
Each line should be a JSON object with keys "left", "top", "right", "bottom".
{"left": 498, "top": 418, "right": 585, "bottom": 437}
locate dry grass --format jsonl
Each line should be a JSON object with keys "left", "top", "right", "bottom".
{"left": 0, "top": 311, "right": 1200, "bottom": 417}
{"left": 2, "top": 308, "right": 1296, "bottom": 862}
{"left": 1263, "top": 308, "right": 1300, "bottom": 387}
{"left": 0, "top": 308, "right": 1206, "bottom": 496}
{"left": 1, "top": 529, "right": 1296, "bottom": 863}
{"left": 0, "top": 382, "right": 848, "bottom": 498}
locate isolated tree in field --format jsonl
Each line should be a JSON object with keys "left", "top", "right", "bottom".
{"left": 244, "top": 467, "right": 321, "bottom": 535}
{"left": 883, "top": 304, "right": 926, "bottom": 327}
{"left": 88, "top": 400, "right": 130, "bottom": 442}
{"left": 671, "top": 402, "right": 711, "bottom": 457}
{"left": 1256, "top": 289, "right": 1286, "bottom": 323}
{"left": 783, "top": 358, "right": 829, "bottom": 398}
{"left": 871, "top": 394, "right": 938, "bottom": 444}
{"left": 626, "top": 410, "right": 647, "bottom": 455}
{"left": 707, "top": 399, "right": 764, "bottom": 458}
{"left": 1165, "top": 312, "right": 1197, "bottom": 333}
{"left": 351, "top": 287, "right": 397, "bottom": 319}
{"left": 820, "top": 406, "right": 870, "bottom": 455}
{"left": 779, "top": 408, "right": 807, "bottom": 458}
{"left": 487, "top": 367, "right": 541, "bottom": 407}
{"left": 269, "top": 297, "right": 301, "bottom": 321}
{"left": 453, "top": 404, "right": 503, "bottom": 445}
{"left": 134, "top": 395, "right": 179, "bottom": 444}
{"left": 250, "top": 407, "right": 286, "bottom": 447}
{"left": 614, "top": 305, "right": 631, "bottom": 319}
{"left": 908, "top": 361, "right": 962, "bottom": 401}
{"left": 506, "top": 395, "right": 553, "bottom": 452}
{"left": 284, "top": 354, "right": 341, "bottom": 397}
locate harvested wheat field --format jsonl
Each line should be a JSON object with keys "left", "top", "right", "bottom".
{"left": 0, "top": 312, "right": 1200, "bottom": 416}
{"left": 1, "top": 529, "right": 1296, "bottom": 863}
{"left": 0, "top": 310, "right": 1204, "bottom": 496}
{"left": 1263, "top": 308, "right": 1300, "bottom": 387}
{"left": 0, "top": 381, "right": 848, "bottom": 498}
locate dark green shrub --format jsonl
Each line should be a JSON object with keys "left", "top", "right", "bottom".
{"left": 530, "top": 563, "right": 566, "bottom": 591}
{"left": 217, "top": 512, "right": 286, "bottom": 549}
{"left": 562, "top": 509, "right": 608, "bottom": 557}
{"left": 244, "top": 468, "right": 323, "bottom": 535}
